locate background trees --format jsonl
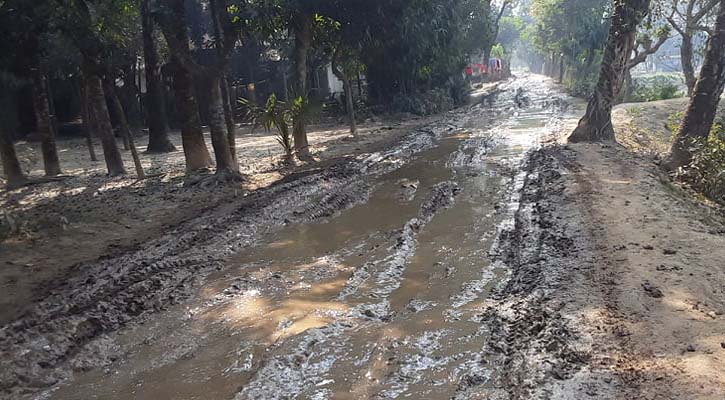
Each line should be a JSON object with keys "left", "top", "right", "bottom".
{"left": 569, "top": 0, "right": 652, "bottom": 143}
{"left": 665, "top": 0, "right": 725, "bottom": 170}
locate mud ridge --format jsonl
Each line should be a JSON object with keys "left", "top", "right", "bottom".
{"left": 461, "top": 147, "right": 588, "bottom": 399}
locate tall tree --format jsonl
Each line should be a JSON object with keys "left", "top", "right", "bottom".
{"left": 291, "top": 11, "right": 313, "bottom": 161}
{"left": 208, "top": 0, "right": 238, "bottom": 165}
{"left": 157, "top": 0, "right": 241, "bottom": 179}
{"left": 569, "top": 0, "right": 652, "bottom": 143}
{"left": 30, "top": 66, "right": 62, "bottom": 176}
{"left": 2, "top": 0, "right": 63, "bottom": 176}
{"left": 667, "top": 0, "right": 720, "bottom": 95}
{"left": 664, "top": 0, "right": 725, "bottom": 170}
{"left": 141, "top": 0, "right": 176, "bottom": 153}
{"left": 152, "top": 0, "right": 213, "bottom": 171}
{"left": 59, "top": 0, "right": 128, "bottom": 176}
{"left": 168, "top": 59, "right": 214, "bottom": 171}
{"left": 104, "top": 77, "right": 146, "bottom": 179}
{"left": 84, "top": 63, "right": 127, "bottom": 176}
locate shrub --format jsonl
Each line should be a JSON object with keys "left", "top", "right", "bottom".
{"left": 392, "top": 88, "right": 455, "bottom": 116}
{"left": 629, "top": 75, "right": 684, "bottom": 102}
{"left": 673, "top": 120, "right": 725, "bottom": 204}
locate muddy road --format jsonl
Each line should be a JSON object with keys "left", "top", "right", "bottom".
{"left": 2, "top": 76, "right": 585, "bottom": 399}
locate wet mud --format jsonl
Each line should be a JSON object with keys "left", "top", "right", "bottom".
{"left": 1, "top": 75, "right": 585, "bottom": 400}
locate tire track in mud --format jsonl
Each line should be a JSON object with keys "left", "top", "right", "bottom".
{"left": 2, "top": 75, "right": 585, "bottom": 399}
{"left": 232, "top": 78, "right": 580, "bottom": 400}
{"left": 236, "top": 182, "right": 462, "bottom": 400}
{"left": 457, "top": 148, "right": 590, "bottom": 400}
{"left": 0, "top": 97, "right": 485, "bottom": 396}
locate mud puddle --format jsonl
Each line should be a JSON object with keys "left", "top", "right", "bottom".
{"left": 43, "top": 76, "right": 574, "bottom": 400}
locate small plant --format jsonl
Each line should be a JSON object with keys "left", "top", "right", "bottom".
{"left": 627, "top": 106, "right": 643, "bottom": 118}
{"left": 241, "top": 94, "right": 321, "bottom": 165}
{"left": 241, "top": 94, "right": 294, "bottom": 164}
{"left": 666, "top": 111, "right": 685, "bottom": 133}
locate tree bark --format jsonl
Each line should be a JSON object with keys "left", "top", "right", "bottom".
{"left": 105, "top": 78, "right": 146, "bottom": 179}
{"left": 292, "top": 13, "right": 312, "bottom": 161}
{"left": 665, "top": 0, "right": 725, "bottom": 170}
{"left": 681, "top": 33, "right": 697, "bottom": 96}
{"left": 220, "top": 75, "right": 237, "bottom": 165}
{"left": 141, "top": 0, "right": 176, "bottom": 153}
{"left": 31, "top": 69, "right": 61, "bottom": 176}
{"left": 0, "top": 126, "right": 27, "bottom": 189}
{"left": 78, "top": 77, "right": 98, "bottom": 161}
{"left": 85, "top": 69, "right": 126, "bottom": 176}
{"left": 169, "top": 59, "right": 213, "bottom": 171}
{"left": 207, "top": 76, "right": 236, "bottom": 175}
{"left": 569, "top": 0, "right": 652, "bottom": 143}
{"left": 331, "top": 57, "right": 357, "bottom": 136}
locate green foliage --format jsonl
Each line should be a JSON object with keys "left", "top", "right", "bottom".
{"left": 346, "top": 0, "right": 495, "bottom": 101}
{"left": 678, "top": 126, "right": 725, "bottom": 204}
{"left": 496, "top": 15, "right": 525, "bottom": 57}
{"left": 241, "top": 94, "right": 320, "bottom": 160}
{"left": 529, "top": 0, "right": 609, "bottom": 95}
{"left": 562, "top": 50, "right": 603, "bottom": 96}
{"left": 491, "top": 44, "right": 506, "bottom": 59}
{"left": 629, "top": 75, "right": 684, "bottom": 102}
{"left": 242, "top": 94, "right": 293, "bottom": 156}
{"left": 667, "top": 111, "right": 685, "bottom": 133}
{"left": 668, "top": 112, "right": 725, "bottom": 204}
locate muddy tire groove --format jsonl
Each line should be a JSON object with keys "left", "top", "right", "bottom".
{"left": 460, "top": 148, "right": 589, "bottom": 399}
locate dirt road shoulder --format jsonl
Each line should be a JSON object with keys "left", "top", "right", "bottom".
{"left": 498, "top": 143, "right": 725, "bottom": 399}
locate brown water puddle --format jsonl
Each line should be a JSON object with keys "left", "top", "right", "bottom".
{"left": 47, "top": 77, "right": 568, "bottom": 400}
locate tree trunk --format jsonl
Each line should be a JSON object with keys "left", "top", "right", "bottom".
{"left": 622, "top": 68, "right": 634, "bottom": 103}
{"left": 121, "top": 64, "right": 143, "bottom": 128}
{"left": 569, "top": 0, "right": 651, "bottom": 143}
{"left": 85, "top": 70, "right": 126, "bottom": 176}
{"left": 105, "top": 78, "right": 146, "bottom": 179}
{"left": 558, "top": 56, "right": 565, "bottom": 83}
{"left": 331, "top": 61, "right": 357, "bottom": 136}
{"left": 207, "top": 75, "right": 236, "bottom": 175}
{"left": 665, "top": 0, "right": 725, "bottom": 170}
{"left": 342, "top": 77, "right": 357, "bottom": 136}
{"left": 208, "top": 0, "right": 238, "bottom": 170}
{"left": 169, "top": 59, "right": 213, "bottom": 171}
{"left": 0, "top": 126, "right": 27, "bottom": 189}
{"left": 141, "top": 0, "right": 176, "bottom": 153}
{"left": 78, "top": 77, "right": 98, "bottom": 161}
{"left": 31, "top": 69, "right": 61, "bottom": 176}
{"left": 681, "top": 33, "right": 697, "bottom": 97}
{"left": 292, "top": 13, "right": 312, "bottom": 161}
{"left": 220, "top": 74, "right": 238, "bottom": 165}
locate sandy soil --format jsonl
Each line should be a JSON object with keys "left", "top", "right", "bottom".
{"left": 0, "top": 116, "right": 432, "bottom": 324}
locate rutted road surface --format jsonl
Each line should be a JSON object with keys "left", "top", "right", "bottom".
{"left": 1, "top": 76, "right": 587, "bottom": 399}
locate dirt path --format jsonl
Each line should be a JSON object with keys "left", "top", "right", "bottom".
{"left": 530, "top": 143, "right": 725, "bottom": 399}
{"left": 2, "top": 75, "right": 724, "bottom": 400}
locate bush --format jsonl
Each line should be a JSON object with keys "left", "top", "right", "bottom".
{"left": 629, "top": 75, "right": 684, "bottom": 102}
{"left": 565, "top": 73, "right": 598, "bottom": 98}
{"left": 674, "top": 120, "right": 725, "bottom": 204}
{"left": 392, "top": 88, "right": 455, "bottom": 116}
{"left": 563, "top": 51, "right": 604, "bottom": 98}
